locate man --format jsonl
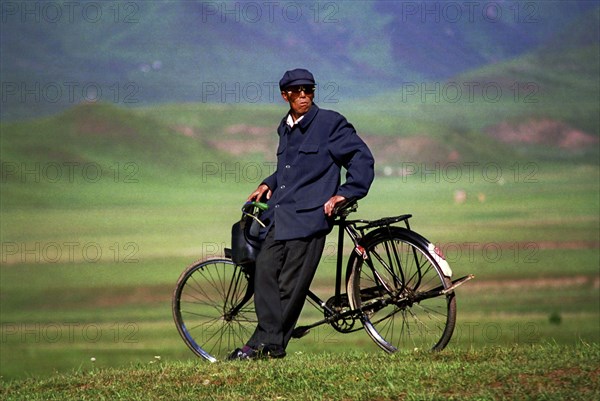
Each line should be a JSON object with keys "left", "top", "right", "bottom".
{"left": 228, "top": 68, "right": 374, "bottom": 360}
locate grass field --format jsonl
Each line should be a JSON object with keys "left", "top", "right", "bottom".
{"left": 1, "top": 163, "right": 598, "bottom": 384}
{"left": 1, "top": 345, "right": 598, "bottom": 400}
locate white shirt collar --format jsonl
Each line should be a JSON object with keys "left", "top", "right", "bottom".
{"left": 286, "top": 113, "right": 304, "bottom": 128}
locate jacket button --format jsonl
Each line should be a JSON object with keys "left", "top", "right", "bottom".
{"left": 280, "top": 185, "right": 286, "bottom": 189}
{"left": 275, "top": 204, "right": 280, "bottom": 208}
{"left": 285, "top": 165, "right": 291, "bottom": 169}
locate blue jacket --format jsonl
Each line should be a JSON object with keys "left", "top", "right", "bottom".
{"left": 261, "top": 104, "right": 374, "bottom": 240}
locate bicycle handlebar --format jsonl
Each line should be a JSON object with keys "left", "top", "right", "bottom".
{"left": 243, "top": 201, "right": 269, "bottom": 212}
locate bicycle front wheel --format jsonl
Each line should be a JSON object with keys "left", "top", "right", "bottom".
{"left": 172, "top": 258, "right": 256, "bottom": 362}
{"left": 348, "top": 227, "right": 456, "bottom": 352}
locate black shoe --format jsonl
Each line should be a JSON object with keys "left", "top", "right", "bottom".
{"left": 262, "top": 344, "right": 286, "bottom": 359}
{"left": 226, "top": 345, "right": 262, "bottom": 361}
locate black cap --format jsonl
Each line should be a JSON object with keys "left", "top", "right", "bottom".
{"left": 279, "top": 68, "right": 315, "bottom": 91}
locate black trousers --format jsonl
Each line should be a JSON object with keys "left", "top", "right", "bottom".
{"left": 247, "top": 226, "right": 326, "bottom": 350}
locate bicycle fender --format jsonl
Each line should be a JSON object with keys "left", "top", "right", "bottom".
{"left": 427, "top": 243, "right": 453, "bottom": 278}
{"left": 351, "top": 227, "right": 453, "bottom": 278}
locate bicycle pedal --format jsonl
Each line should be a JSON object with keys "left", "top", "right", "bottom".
{"left": 291, "top": 326, "right": 311, "bottom": 339}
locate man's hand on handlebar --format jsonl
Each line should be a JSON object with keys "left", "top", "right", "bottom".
{"left": 324, "top": 195, "right": 346, "bottom": 217}
{"left": 248, "top": 183, "right": 272, "bottom": 202}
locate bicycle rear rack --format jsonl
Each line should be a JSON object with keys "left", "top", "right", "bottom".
{"left": 358, "top": 214, "right": 413, "bottom": 230}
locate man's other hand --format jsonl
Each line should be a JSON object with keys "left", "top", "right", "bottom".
{"left": 324, "top": 195, "right": 346, "bottom": 217}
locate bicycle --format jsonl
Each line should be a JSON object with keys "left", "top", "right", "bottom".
{"left": 172, "top": 200, "right": 474, "bottom": 362}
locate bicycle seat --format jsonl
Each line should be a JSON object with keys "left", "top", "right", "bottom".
{"left": 333, "top": 198, "right": 358, "bottom": 217}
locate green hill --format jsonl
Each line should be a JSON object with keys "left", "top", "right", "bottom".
{"left": 0, "top": 102, "right": 218, "bottom": 208}
{"left": 1, "top": 52, "right": 597, "bottom": 211}
{"left": 359, "top": 39, "right": 599, "bottom": 163}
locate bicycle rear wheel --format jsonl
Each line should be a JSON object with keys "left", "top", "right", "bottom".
{"left": 348, "top": 227, "right": 456, "bottom": 352}
{"left": 172, "top": 258, "right": 256, "bottom": 361}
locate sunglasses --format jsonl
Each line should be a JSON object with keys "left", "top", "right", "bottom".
{"left": 285, "top": 85, "right": 316, "bottom": 95}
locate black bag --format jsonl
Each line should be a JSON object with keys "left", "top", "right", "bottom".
{"left": 231, "top": 208, "right": 264, "bottom": 265}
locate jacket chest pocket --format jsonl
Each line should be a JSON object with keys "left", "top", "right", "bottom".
{"left": 297, "top": 142, "right": 324, "bottom": 174}
{"left": 298, "top": 143, "right": 320, "bottom": 165}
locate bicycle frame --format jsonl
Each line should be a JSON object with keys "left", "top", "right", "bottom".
{"left": 299, "top": 215, "right": 359, "bottom": 333}
{"left": 293, "top": 210, "right": 415, "bottom": 336}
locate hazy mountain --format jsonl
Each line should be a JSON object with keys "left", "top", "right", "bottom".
{"left": 1, "top": 0, "right": 598, "bottom": 119}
